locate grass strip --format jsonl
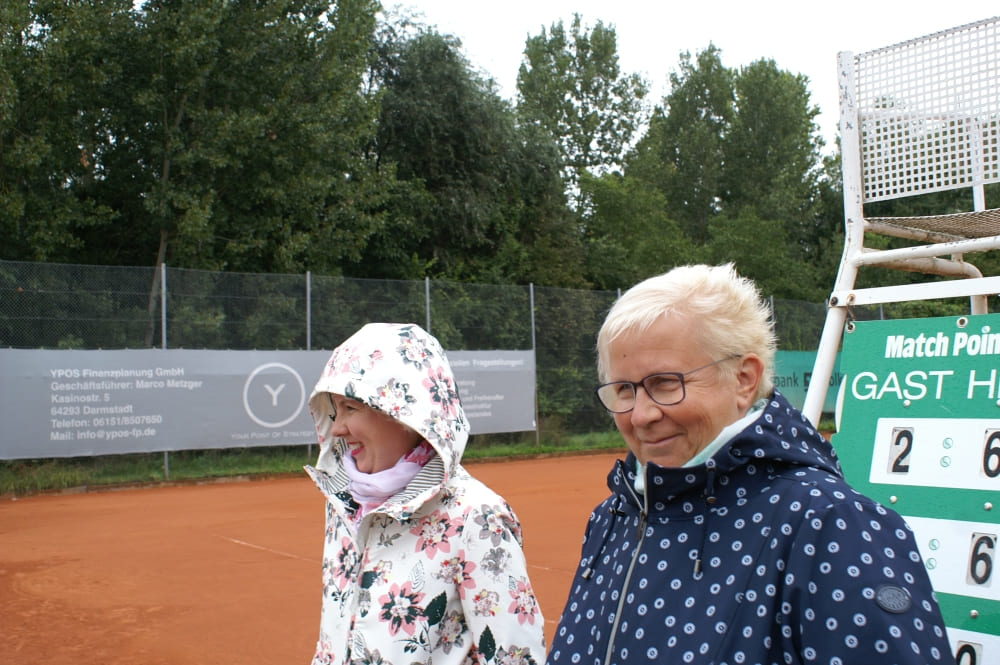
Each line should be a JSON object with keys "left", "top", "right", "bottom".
{"left": 1, "top": 431, "right": 626, "bottom": 496}
{"left": 2, "top": 423, "right": 835, "bottom": 497}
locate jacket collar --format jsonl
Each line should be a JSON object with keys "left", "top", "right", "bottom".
{"left": 610, "top": 390, "right": 841, "bottom": 511}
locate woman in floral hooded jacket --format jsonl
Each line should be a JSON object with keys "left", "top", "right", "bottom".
{"left": 305, "top": 323, "right": 545, "bottom": 665}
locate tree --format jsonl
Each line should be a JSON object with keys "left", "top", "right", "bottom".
{"left": 625, "top": 46, "right": 836, "bottom": 299}
{"left": 705, "top": 209, "right": 825, "bottom": 301}
{"left": 489, "top": 122, "right": 589, "bottom": 288}
{"left": 115, "top": 0, "right": 383, "bottom": 274}
{"left": 516, "top": 14, "right": 648, "bottom": 200}
{"left": 2, "top": 0, "right": 385, "bottom": 275}
{"left": 364, "top": 30, "right": 585, "bottom": 286}
{"left": 722, "top": 59, "right": 823, "bottom": 226}
{"left": 579, "top": 170, "right": 701, "bottom": 290}
{"left": 0, "top": 0, "right": 130, "bottom": 262}
{"left": 629, "top": 45, "right": 734, "bottom": 243}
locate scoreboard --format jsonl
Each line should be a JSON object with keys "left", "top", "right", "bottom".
{"left": 832, "top": 313, "right": 1000, "bottom": 664}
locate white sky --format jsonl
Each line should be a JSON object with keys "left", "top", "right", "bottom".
{"left": 393, "top": 1, "right": 998, "bottom": 154}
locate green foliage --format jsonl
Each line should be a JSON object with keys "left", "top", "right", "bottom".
{"left": 706, "top": 210, "right": 826, "bottom": 302}
{"left": 165, "top": 267, "right": 311, "bottom": 349}
{"left": 630, "top": 45, "right": 734, "bottom": 243}
{"left": 617, "top": 45, "right": 836, "bottom": 300}
{"left": 517, "top": 13, "right": 649, "bottom": 198}
{"left": 363, "top": 28, "right": 585, "bottom": 287}
{"left": 2, "top": 0, "right": 386, "bottom": 276}
{"left": 532, "top": 284, "right": 618, "bottom": 432}
{"left": 579, "top": 170, "right": 702, "bottom": 290}
{"left": 6, "top": 2, "right": 988, "bottom": 336}
{"left": 368, "top": 31, "right": 520, "bottom": 279}
{"left": 308, "top": 274, "right": 427, "bottom": 350}
{"left": 427, "top": 280, "right": 532, "bottom": 350}
{"left": 0, "top": 433, "right": 627, "bottom": 496}
{"left": 0, "top": 260, "right": 155, "bottom": 348}
{"left": 0, "top": 0, "right": 127, "bottom": 261}
{"left": 771, "top": 299, "right": 829, "bottom": 351}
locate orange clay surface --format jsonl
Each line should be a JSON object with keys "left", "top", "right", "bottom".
{"left": 1, "top": 452, "right": 623, "bottom": 665}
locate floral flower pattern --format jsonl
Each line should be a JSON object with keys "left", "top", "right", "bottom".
{"left": 306, "top": 323, "right": 544, "bottom": 665}
{"left": 496, "top": 645, "right": 538, "bottom": 665}
{"left": 405, "top": 441, "right": 435, "bottom": 466}
{"left": 350, "top": 645, "right": 388, "bottom": 665}
{"left": 423, "top": 366, "right": 460, "bottom": 417}
{"left": 436, "top": 553, "right": 477, "bottom": 598}
{"left": 411, "top": 510, "right": 462, "bottom": 558}
{"left": 480, "top": 548, "right": 512, "bottom": 580}
{"left": 472, "top": 589, "right": 501, "bottom": 617}
{"left": 473, "top": 506, "right": 512, "bottom": 546}
{"left": 379, "top": 581, "right": 425, "bottom": 636}
{"left": 370, "top": 378, "right": 415, "bottom": 419}
{"left": 329, "top": 536, "right": 359, "bottom": 591}
{"left": 435, "top": 611, "right": 466, "bottom": 653}
{"left": 397, "top": 330, "right": 433, "bottom": 370}
{"left": 507, "top": 578, "right": 540, "bottom": 626}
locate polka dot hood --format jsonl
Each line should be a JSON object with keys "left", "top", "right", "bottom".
{"left": 546, "top": 390, "right": 953, "bottom": 665}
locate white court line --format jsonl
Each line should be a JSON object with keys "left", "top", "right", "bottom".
{"left": 217, "top": 535, "right": 316, "bottom": 562}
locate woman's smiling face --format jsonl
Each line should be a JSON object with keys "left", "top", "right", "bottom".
{"left": 329, "top": 395, "right": 423, "bottom": 473}
{"left": 606, "top": 314, "right": 759, "bottom": 468}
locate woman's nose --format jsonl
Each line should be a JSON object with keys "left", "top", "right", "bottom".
{"left": 329, "top": 413, "right": 348, "bottom": 436}
{"left": 629, "top": 386, "right": 664, "bottom": 426}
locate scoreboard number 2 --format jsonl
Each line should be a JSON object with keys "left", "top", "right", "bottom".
{"left": 888, "top": 426, "right": 914, "bottom": 474}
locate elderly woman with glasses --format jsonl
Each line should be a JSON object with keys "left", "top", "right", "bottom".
{"left": 546, "top": 264, "right": 953, "bottom": 665}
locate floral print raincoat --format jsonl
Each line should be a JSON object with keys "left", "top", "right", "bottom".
{"left": 305, "top": 323, "right": 545, "bottom": 665}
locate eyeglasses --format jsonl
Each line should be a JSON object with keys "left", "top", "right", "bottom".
{"left": 594, "top": 355, "right": 740, "bottom": 413}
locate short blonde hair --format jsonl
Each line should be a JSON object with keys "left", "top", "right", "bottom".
{"left": 596, "top": 263, "right": 776, "bottom": 400}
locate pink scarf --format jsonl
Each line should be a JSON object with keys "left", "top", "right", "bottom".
{"left": 342, "top": 440, "right": 435, "bottom": 518}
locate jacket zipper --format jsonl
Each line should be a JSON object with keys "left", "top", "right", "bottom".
{"left": 602, "top": 477, "right": 648, "bottom": 665}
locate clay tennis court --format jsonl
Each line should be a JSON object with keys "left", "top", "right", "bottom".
{"left": 1, "top": 451, "right": 623, "bottom": 665}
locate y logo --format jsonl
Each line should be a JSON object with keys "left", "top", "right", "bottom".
{"left": 242, "top": 362, "right": 306, "bottom": 428}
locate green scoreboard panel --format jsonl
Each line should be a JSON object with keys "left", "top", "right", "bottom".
{"left": 833, "top": 313, "right": 1000, "bottom": 663}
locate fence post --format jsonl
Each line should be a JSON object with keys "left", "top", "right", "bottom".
{"left": 530, "top": 283, "right": 539, "bottom": 447}
{"left": 425, "top": 277, "right": 431, "bottom": 333}
{"left": 161, "top": 262, "right": 169, "bottom": 479}
{"left": 306, "top": 271, "right": 313, "bottom": 460}
{"left": 161, "top": 263, "right": 168, "bottom": 350}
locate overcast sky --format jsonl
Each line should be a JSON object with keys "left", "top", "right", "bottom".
{"left": 392, "top": 1, "right": 998, "bottom": 153}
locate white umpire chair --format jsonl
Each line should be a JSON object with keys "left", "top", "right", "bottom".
{"left": 802, "top": 16, "right": 1000, "bottom": 426}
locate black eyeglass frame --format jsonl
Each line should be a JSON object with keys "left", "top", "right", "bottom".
{"left": 594, "top": 354, "right": 741, "bottom": 413}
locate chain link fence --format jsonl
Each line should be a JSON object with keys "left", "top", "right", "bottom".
{"left": 1, "top": 259, "right": 842, "bottom": 441}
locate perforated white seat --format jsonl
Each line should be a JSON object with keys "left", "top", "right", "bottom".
{"left": 802, "top": 17, "right": 1000, "bottom": 425}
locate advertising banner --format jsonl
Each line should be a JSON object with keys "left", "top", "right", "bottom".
{"left": 1, "top": 348, "right": 536, "bottom": 459}
{"left": 773, "top": 350, "right": 841, "bottom": 415}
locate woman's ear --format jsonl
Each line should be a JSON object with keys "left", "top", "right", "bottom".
{"left": 734, "top": 354, "right": 764, "bottom": 410}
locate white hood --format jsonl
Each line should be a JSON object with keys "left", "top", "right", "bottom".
{"left": 308, "top": 322, "right": 469, "bottom": 479}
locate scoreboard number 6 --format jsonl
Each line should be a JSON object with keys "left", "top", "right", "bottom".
{"left": 887, "top": 426, "right": 914, "bottom": 474}
{"left": 956, "top": 641, "right": 982, "bottom": 665}
{"left": 966, "top": 532, "right": 996, "bottom": 587}
{"left": 983, "top": 428, "right": 1000, "bottom": 478}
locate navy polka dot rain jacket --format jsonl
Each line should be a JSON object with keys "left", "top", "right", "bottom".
{"left": 546, "top": 391, "right": 954, "bottom": 665}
